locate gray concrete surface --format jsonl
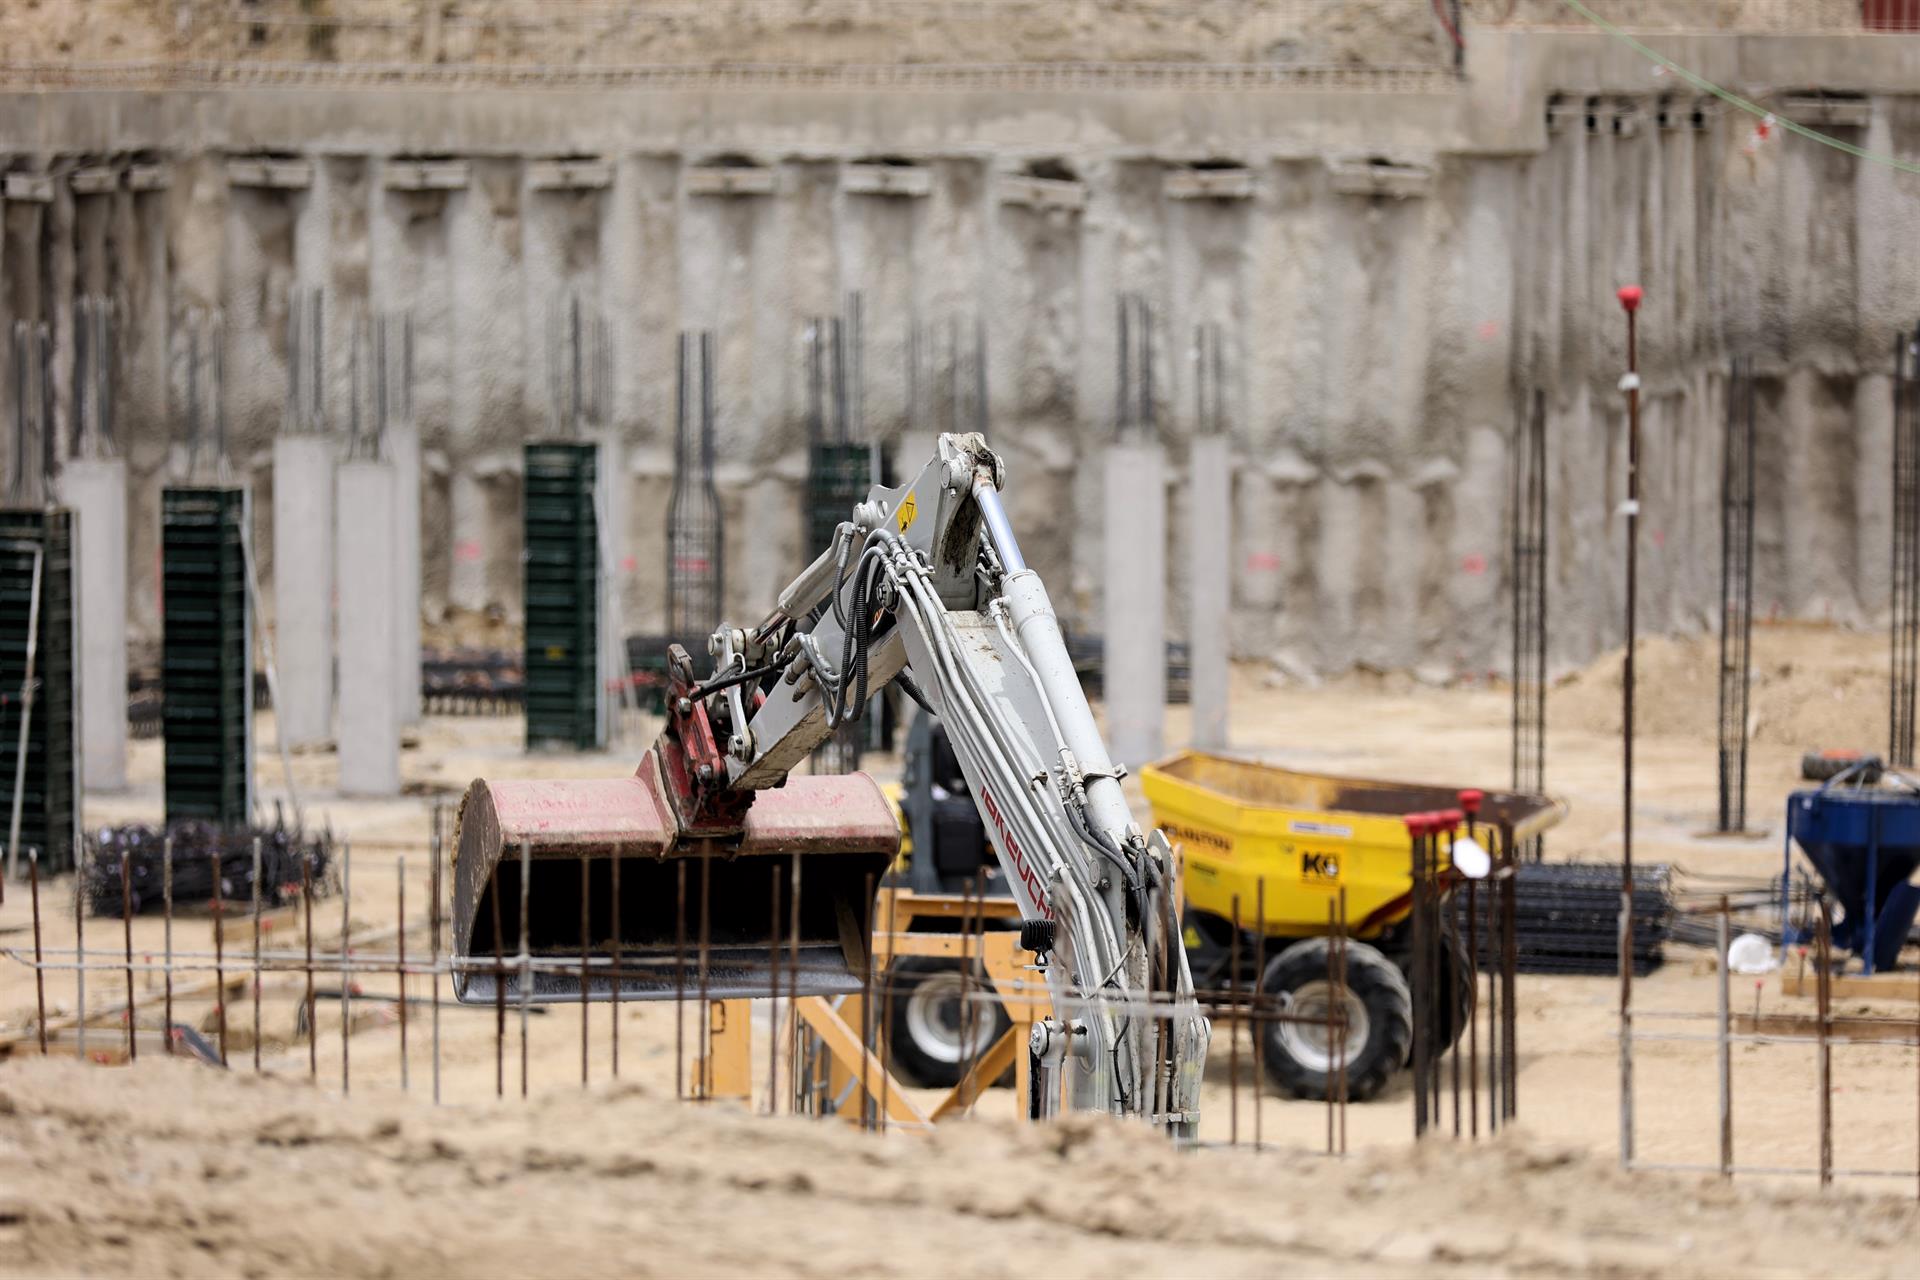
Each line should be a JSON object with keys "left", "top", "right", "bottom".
{"left": 335, "top": 459, "right": 399, "bottom": 796}
{"left": 3, "top": 32, "right": 1917, "bottom": 682}
{"left": 272, "top": 433, "right": 335, "bottom": 749}
{"left": 62, "top": 459, "right": 125, "bottom": 792}
{"left": 1104, "top": 440, "right": 1166, "bottom": 767}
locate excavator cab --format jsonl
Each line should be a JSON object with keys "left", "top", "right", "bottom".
{"left": 450, "top": 737, "right": 900, "bottom": 1003}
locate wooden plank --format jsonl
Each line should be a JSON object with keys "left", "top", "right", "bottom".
{"left": 1781, "top": 970, "right": 1920, "bottom": 1002}
{"left": 928, "top": 1025, "right": 1021, "bottom": 1121}
{"left": 793, "top": 996, "right": 930, "bottom": 1127}
{"left": 1735, "top": 1011, "right": 1920, "bottom": 1043}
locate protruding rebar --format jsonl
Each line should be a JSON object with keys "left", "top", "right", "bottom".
{"left": 252, "top": 836, "right": 263, "bottom": 1073}
{"left": 431, "top": 808, "right": 443, "bottom": 1104}
{"left": 340, "top": 841, "right": 352, "bottom": 1094}
{"left": 163, "top": 838, "right": 174, "bottom": 1056}
{"left": 121, "top": 850, "right": 136, "bottom": 1062}
{"left": 1229, "top": 892, "right": 1241, "bottom": 1147}
{"left": 518, "top": 838, "right": 532, "bottom": 1098}
{"left": 211, "top": 845, "right": 228, "bottom": 1067}
{"left": 610, "top": 842, "right": 621, "bottom": 1079}
{"left": 579, "top": 851, "right": 591, "bottom": 1087}
{"left": 303, "top": 848, "right": 316, "bottom": 1078}
{"left": 30, "top": 849, "right": 47, "bottom": 1054}
{"left": 1717, "top": 894, "right": 1732, "bottom": 1179}
{"left": 398, "top": 853, "right": 410, "bottom": 1092}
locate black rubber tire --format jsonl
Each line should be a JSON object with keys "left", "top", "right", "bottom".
{"left": 1801, "top": 750, "right": 1883, "bottom": 784}
{"left": 1259, "top": 938, "right": 1412, "bottom": 1103}
{"left": 880, "top": 956, "right": 1013, "bottom": 1089}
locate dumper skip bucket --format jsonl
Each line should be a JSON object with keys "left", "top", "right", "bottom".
{"left": 450, "top": 749, "right": 900, "bottom": 1003}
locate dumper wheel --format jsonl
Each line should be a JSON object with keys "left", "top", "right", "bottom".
{"left": 1259, "top": 938, "right": 1411, "bottom": 1103}
{"left": 881, "top": 957, "right": 1012, "bottom": 1089}
{"left": 1801, "top": 749, "right": 1882, "bottom": 784}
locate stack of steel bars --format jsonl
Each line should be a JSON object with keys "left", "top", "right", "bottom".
{"left": 1455, "top": 862, "right": 1673, "bottom": 975}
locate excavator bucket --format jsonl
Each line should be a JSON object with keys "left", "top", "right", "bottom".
{"left": 450, "top": 749, "right": 900, "bottom": 1003}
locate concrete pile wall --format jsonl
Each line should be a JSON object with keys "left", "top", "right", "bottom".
{"left": 0, "top": 31, "right": 1914, "bottom": 679}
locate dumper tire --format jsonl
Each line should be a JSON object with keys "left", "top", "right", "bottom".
{"left": 881, "top": 956, "right": 1013, "bottom": 1090}
{"left": 1800, "top": 750, "right": 1882, "bottom": 785}
{"left": 1259, "top": 938, "right": 1412, "bottom": 1103}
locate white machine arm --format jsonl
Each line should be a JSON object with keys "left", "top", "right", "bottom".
{"left": 704, "top": 433, "right": 1209, "bottom": 1129}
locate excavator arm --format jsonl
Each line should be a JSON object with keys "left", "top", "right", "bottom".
{"left": 451, "top": 433, "right": 1208, "bottom": 1130}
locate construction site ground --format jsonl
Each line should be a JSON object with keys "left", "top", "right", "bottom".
{"left": 3, "top": 621, "right": 1918, "bottom": 1275}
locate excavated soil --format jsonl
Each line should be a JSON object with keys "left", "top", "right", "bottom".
{"left": 1, "top": 1056, "right": 1916, "bottom": 1279}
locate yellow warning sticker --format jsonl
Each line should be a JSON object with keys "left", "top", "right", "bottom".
{"left": 897, "top": 493, "right": 918, "bottom": 531}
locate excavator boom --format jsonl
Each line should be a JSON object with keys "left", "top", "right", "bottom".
{"left": 451, "top": 433, "right": 1209, "bottom": 1130}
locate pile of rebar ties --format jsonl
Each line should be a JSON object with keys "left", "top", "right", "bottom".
{"left": 83, "top": 820, "right": 334, "bottom": 917}
{"left": 421, "top": 647, "right": 524, "bottom": 715}
{"left": 1459, "top": 862, "right": 1674, "bottom": 976}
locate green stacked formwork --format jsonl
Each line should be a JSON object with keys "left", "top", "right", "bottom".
{"left": 524, "top": 443, "right": 600, "bottom": 751}
{"left": 806, "top": 442, "right": 872, "bottom": 556}
{"left": 0, "top": 509, "right": 76, "bottom": 873}
{"left": 162, "top": 487, "right": 252, "bottom": 829}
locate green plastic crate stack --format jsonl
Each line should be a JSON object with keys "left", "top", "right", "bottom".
{"left": 162, "top": 487, "right": 252, "bottom": 829}
{"left": 524, "top": 442, "right": 600, "bottom": 751}
{"left": 806, "top": 442, "right": 872, "bottom": 557}
{"left": 0, "top": 509, "right": 76, "bottom": 873}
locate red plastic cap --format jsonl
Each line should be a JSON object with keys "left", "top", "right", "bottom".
{"left": 1458, "top": 788, "right": 1484, "bottom": 815}
{"left": 1404, "top": 813, "right": 1431, "bottom": 836}
{"left": 1439, "top": 808, "right": 1465, "bottom": 832}
{"left": 1617, "top": 285, "right": 1643, "bottom": 312}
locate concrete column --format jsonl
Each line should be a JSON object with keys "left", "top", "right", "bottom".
{"left": 389, "top": 424, "right": 423, "bottom": 725}
{"left": 63, "top": 459, "right": 127, "bottom": 790}
{"left": 1188, "top": 435, "right": 1230, "bottom": 750}
{"left": 1103, "top": 440, "right": 1165, "bottom": 767}
{"left": 335, "top": 459, "right": 398, "bottom": 796}
{"left": 273, "top": 433, "right": 335, "bottom": 747}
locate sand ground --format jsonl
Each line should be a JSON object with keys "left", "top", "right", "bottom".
{"left": 2, "top": 621, "right": 1917, "bottom": 1276}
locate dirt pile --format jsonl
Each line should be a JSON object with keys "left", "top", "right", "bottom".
{"left": 1, "top": 1056, "right": 1914, "bottom": 1278}
{"left": 1555, "top": 624, "right": 1888, "bottom": 753}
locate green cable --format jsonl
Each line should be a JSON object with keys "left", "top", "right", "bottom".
{"left": 1555, "top": 0, "right": 1920, "bottom": 176}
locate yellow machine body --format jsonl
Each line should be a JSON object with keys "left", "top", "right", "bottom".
{"left": 1139, "top": 751, "right": 1565, "bottom": 942}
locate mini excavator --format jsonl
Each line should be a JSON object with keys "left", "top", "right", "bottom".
{"left": 451, "top": 433, "right": 1210, "bottom": 1129}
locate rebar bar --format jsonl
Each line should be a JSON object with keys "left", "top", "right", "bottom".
{"left": 1618, "top": 285, "right": 1643, "bottom": 1170}
{"left": 252, "top": 837, "right": 263, "bottom": 1072}
{"left": 303, "top": 848, "right": 316, "bottom": 1078}
{"left": 211, "top": 846, "right": 228, "bottom": 1066}
{"left": 30, "top": 849, "right": 46, "bottom": 1054}
{"left": 1718, "top": 895, "right": 1732, "bottom": 1178}
{"left": 340, "top": 842, "right": 351, "bottom": 1094}
{"left": 518, "top": 839, "right": 532, "bottom": 1098}
{"left": 580, "top": 852, "right": 591, "bottom": 1086}
{"left": 1896, "top": 327, "right": 1920, "bottom": 767}
{"left": 120, "top": 851, "right": 135, "bottom": 1062}
{"left": 1719, "top": 359, "right": 1757, "bottom": 825}
{"left": 398, "top": 854, "right": 409, "bottom": 1092}
{"left": 431, "top": 809, "right": 443, "bottom": 1103}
